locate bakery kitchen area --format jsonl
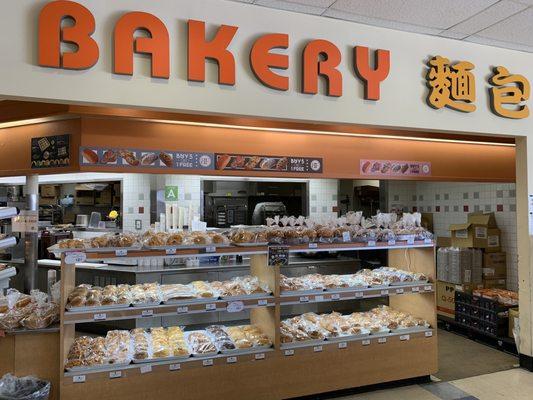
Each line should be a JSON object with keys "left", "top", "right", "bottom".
{"left": 0, "top": 1, "right": 533, "bottom": 400}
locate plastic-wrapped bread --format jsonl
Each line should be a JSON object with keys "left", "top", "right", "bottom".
{"left": 160, "top": 284, "right": 195, "bottom": 302}
{"left": 241, "top": 325, "right": 272, "bottom": 347}
{"left": 65, "top": 336, "right": 93, "bottom": 369}
{"left": 186, "top": 331, "right": 217, "bottom": 355}
{"left": 85, "top": 288, "right": 102, "bottom": 307}
{"left": 167, "top": 327, "right": 190, "bottom": 357}
{"left": 131, "top": 328, "right": 150, "bottom": 361}
{"left": 226, "top": 326, "right": 253, "bottom": 349}
{"left": 85, "top": 337, "right": 107, "bottom": 366}
{"left": 191, "top": 281, "right": 216, "bottom": 298}
{"left": 105, "top": 330, "right": 132, "bottom": 364}
{"left": 206, "top": 325, "right": 235, "bottom": 351}
{"left": 115, "top": 285, "right": 132, "bottom": 305}
{"left": 150, "top": 327, "right": 172, "bottom": 359}
{"left": 101, "top": 285, "right": 118, "bottom": 306}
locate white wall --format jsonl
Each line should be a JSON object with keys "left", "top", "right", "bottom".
{"left": 309, "top": 179, "right": 338, "bottom": 221}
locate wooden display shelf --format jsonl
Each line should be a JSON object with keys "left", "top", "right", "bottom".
{"left": 63, "top": 296, "right": 275, "bottom": 324}
{"left": 279, "top": 283, "right": 434, "bottom": 305}
{"left": 288, "top": 240, "right": 433, "bottom": 253}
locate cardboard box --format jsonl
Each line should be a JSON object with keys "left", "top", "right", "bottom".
{"left": 437, "top": 280, "right": 475, "bottom": 318}
{"left": 483, "top": 278, "right": 507, "bottom": 289}
{"left": 483, "top": 252, "right": 507, "bottom": 278}
{"left": 449, "top": 212, "right": 501, "bottom": 252}
{"left": 40, "top": 185, "right": 60, "bottom": 198}
{"left": 509, "top": 308, "right": 519, "bottom": 338}
{"left": 75, "top": 196, "right": 94, "bottom": 206}
{"left": 437, "top": 236, "right": 452, "bottom": 248}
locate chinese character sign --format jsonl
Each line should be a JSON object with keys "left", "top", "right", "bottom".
{"left": 427, "top": 56, "right": 476, "bottom": 113}
{"left": 489, "top": 66, "right": 530, "bottom": 119}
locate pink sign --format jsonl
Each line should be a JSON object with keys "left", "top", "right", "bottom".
{"left": 360, "top": 160, "right": 431, "bottom": 176}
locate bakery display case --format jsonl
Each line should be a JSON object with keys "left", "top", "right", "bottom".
{"left": 57, "top": 236, "right": 437, "bottom": 400}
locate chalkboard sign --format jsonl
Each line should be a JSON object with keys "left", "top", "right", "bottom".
{"left": 31, "top": 134, "right": 70, "bottom": 169}
{"left": 268, "top": 245, "right": 289, "bottom": 267}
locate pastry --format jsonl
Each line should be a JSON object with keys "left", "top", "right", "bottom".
{"left": 151, "top": 327, "right": 172, "bottom": 358}
{"left": 216, "top": 154, "right": 231, "bottom": 170}
{"left": 131, "top": 328, "right": 150, "bottom": 360}
{"left": 102, "top": 149, "right": 118, "bottom": 164}
{"left": 159, "top": 152, "right": 173, "bottom": 167}
{"left": 167, "top": 327, "right": 189, "bottom": 357}
{"left": 187, "top": 331, "right": 217, "bottom": 355}
{"left": 120, "top": 150, "right": 139, "bottom": 166}
{"left": 191, "top": 281, "right": 215, "bottom": 298}
{"left": 245, "top": 156, "right": 261, "bottom": 170}
{"left": 141, "top": 152, "right": 158, "bottom": 166}
{"left": 276, "top": 157, "right": 288, "bottom": 170}
{"left": 105, "top": 330, "right": 131, "bottom": 364}
{"left": 166, "top": 233, "right": 184, "bottom": 246}
{"left": 230, "top": 155, "right": 245, "bottom": 169}
{"left": 58, "top": 239, "right": 85, "bottom": 249}
{"left": 160, "top": 284, "right": 195, "bottom": 302}
{"left": 82, "top": 149, "right": 99, "bottom": 164}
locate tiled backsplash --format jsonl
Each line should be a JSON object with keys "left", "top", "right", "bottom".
{"left": 309, "top": 179, "right": 339, "bottom": 220}
{"left": 122, "top": 174, "right": 152, "bottom": 232}
{"left": 387, "top": 181, "right": 518, "bottom": 291}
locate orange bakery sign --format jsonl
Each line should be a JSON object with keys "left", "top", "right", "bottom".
{"left": 37, "top": 0, "right": 391, "bottom": 101}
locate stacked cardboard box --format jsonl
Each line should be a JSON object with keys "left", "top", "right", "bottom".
{"left": 450, "top": 212, "right": 501, "bottom": 252}
{"left": 40, "top": 184, "right": 60, "bottom": 206}
{"left": 437, "top": 247, "right": 482, "bottom": 285}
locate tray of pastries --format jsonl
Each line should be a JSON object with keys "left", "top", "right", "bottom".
{"left": 66, "top": 284, "right": 132, "bottom": 312}
{"left": 142, "top": 230, "right": 231, "bottom": 250}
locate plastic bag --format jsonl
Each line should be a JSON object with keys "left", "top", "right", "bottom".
{"left": 20, "top": 290, "right": 59, "bottom": 330}
{"left": 0, "top": 374, "right": 50, "bottom": 400}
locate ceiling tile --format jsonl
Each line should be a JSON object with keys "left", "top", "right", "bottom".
{"left": 282, "top": 0, "right": 337, "bottom": 6}
{"left": 444, "top": 0, "right": 527, "bottom": 36}
{"left": 466, "top": 34, "right": 533, "bottom": 53}
{"left": 323, "top": 9, "right": 443, "bottom": 35}
{"left": 438, "top": 30, "right": 469, "bottom": 40}
{"left": 228, "top": 0, "right": 255, "bottom": 3}
{"left": 330, "top": 0, "right": 499, "bottom": 30}
{"left": 253, "top": 0, "right": 326, "bottom": 15}
{"left": 475, "top": 7, "right": 533, "bottom": 46}
{"left": 509, "top": 0, "right": 533, "bottom": 5}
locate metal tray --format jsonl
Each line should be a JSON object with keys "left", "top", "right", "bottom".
{"left": 220, "top": 344, "right": 273, "bottom": 355}
{"left": 389, "top": 280, "right": 429, "bottom": 287}
{"left": 66, "top": 303, "right": 131, "bottom": 313}
{"left": 132, "top": 302, "right": 163, "bottom": 308}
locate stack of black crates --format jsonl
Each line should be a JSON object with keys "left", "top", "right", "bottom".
{"left": 455, "top": 291, "right": 509, "bottom": 338}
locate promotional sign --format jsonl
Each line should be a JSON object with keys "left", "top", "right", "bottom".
{"left": 268, "top": 245, "right": 290, "bottom": 267}
{"left": 216, "top": 154, "right": 323, "bottom": 174}
{"left": 12, "top": 211, "right": 39, "bottom": 233}
{"left": 31, "top": 134, "right": 70, "bottom": 169}
{"left": 360, "top": 160, "right": 431, "bottom": 177}
{"left": 164, "top": 186, "right": 179, "bottom": 202}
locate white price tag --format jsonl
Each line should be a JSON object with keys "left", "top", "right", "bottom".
{"left": 166, "top": 248, "right": 177, "bottom": 255}
{"left": 65, "top": 252, "right": 86, "bottom": 264}
{"left": 313, "top": 346, "right": 323, "bottom": 353}
{"left": 425, "top": 331, "right": 433, "bottom": 338}
{"left": 299, "top": 296, "right": 309, "bottom": 303}
{"left": 331, "top": 293, "right": 340, "bottom": 300}
{"left": 73, "top": 375, "right": 86, "bottom": 383}
{"left": 400, "top": 335, "right": 410, "bottom": 341}
{"left": 115, "top": 249, "right": 128, "bottom": 257}
{"left": 378, "top": 337, "right": 387, "bottom": 344}
{"left": 205, "top": 303, "right": 217, "bottom": 312}
{"left": 177, "top": 306, "right": 188, "bottom": 314}
{"left": 315, "top": 295, "right": 324, "bottom": 302}
{"left": 226, "top": 356, "right": 237, "bottom": 364}
{"left": 424, "top": 238, "right": 433, "bottom": 244}
{"left": 424, "top": 285, "right": 432, "bottom": 291}
{"left": 257, "top": 299, "right": 268, "bottom": 306}
{"left": 412, "top": 287, "right": 420, "bottom": 293}
{"left": 407, "top": 237, "right": 415, "bottom": 245}
{"left": 387, "top": 239, "right": 396, "bottom": 246}
{"left": 342, "top": 231, "right": 351, "bottom": 242}
{"left": 169, "top": 363, "right": 181, "bottom": 371}
{"left": 202, "top": 359, "right": 214, "bottom": 367}
{"left": 338, "top": 342, "right": 347, "bottom": 349}
{"left": 93, "top": 313, "right": 106, "bottom": 321}
{"left": 367, "top": 240, "right": 376, "bottom": 247}
{"left": 284, "top": 349, "right": 294, "bottom": 356}
{"left": 109, "top": 371, "right": 122, "bottom": 379}
{"left": 254, "top": 353, "right": 265, "bottom": 360}
{"left": 380, "top": 290, "right": 389, "bottom": 296}
{"left": 309, "top": 243, "right": 318, "bottom": 249}
{"left": 226, "top": 301, "right": 244, "bottom": 313}
{"left": 140, "top": 365, "right": 152, "bottom": 374}
{"left": 355, "top": 292, "right": 364, "bottom": 298}
{"left": 141, "top": 310, "right": 154, "bottom": 317}
{"left": 396, "top": 288, "right": 404, "bottom": 294}
{"left": 362, "top": 339, "right": 371, "bottom": 346}
{"left": 205, "top": 246, "right": 216, "bottom": 253}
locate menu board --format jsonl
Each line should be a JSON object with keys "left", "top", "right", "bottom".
{"left": 31, "top": 134, "right": 70, "bottom": 169}
{"left": 80, "top": 147, "right": 214, "bottom": 170}
{"left": 215, "top": 154, "right": 323, "bottom": 174}
{"left": 360, "top": 159, "right": 431, "bottom": 177}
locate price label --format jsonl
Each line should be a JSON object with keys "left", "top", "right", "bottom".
{"left": 425, "top": 331, "right": 433, "bottom": 338}
{"left": 338, "top": 342, "right": 348, "bottom": 349}
{"left": 411, "top": 287, "right": 420, "bottom": 293}
{"left": 257, "top": 299, "right": 268, "bottom": 306}
{"left": 141, "top": 310, "right": 154, "bottom": 318}
{"left": 400, "top": 335, "right": 410, "bottom": 341}
{"left": 407, "top": 237, "right": 415, "bottom": 245}
{"left": 73, "top": 375, "right": 86, "bottom": 383}
{"left": 315, "top": 295, "right": 324, "bottom": 302}
{"left": 424, "top": 285, "right": 432, "bottom": 291}
{"left": 424, "top": 238, "right": 433, "bottom": 244}
{"left": 342, "top": 231, "right": 351, "bottom": 242}
{"left": 206, "top": 303, "right": 217, "bottom": 312}
{"left": 313, "top": 346, "right": 323, "bottom": 353}
{"left": 202, "top": 359, "right": 214, "bottom": 367}
{"left": 226, "top": 356, "right": 237, "bottom": 364}
{"left": 177, "top": 306, "right": 189, "bottom": 314}
{"left": 387, "top": 239, "right": 396, "bottom": 246}
{"left": 378, "top": 337, "right": 387, "bottom": 344}
{"left": 140, "top": 365, "right": 152, "bottom": 374}
{"left": 299, "top": 296, "right": 309, "bottom": 303}
{"left": 226, "top": 301, "right": 244, "bottom": 313}
{"left": 367, "top": 240, "right": 376, "bottom": 247}
{"left": 205, "top": 246, "right": 216, "bottom": 253}
{"left": 166, "top": 248, "right": 177, "bottom": 255}
{"left": 284, "top": 349, "right": 294, "bottom": 356}
{"left": 362, "top": 339, "right": 371, "bottom": 346}
{"left": 331, "top": 293, "right": 340, "bottom": 301}
{"left": 380, "top": 290, "right": 389, "bottom": 296}
{"left": 65, "top": 252, "right": 86, "bottom": 264}
{"left": 254, "top": 353, "right": 265, "bottom": 360}
{"left": 93, "top": 313, "right": 107, "bottom": 321}
{"left": 355, "top": 292, "right": 364, "bottom": 298}
{"left": 396, "top": 288, "right": 404, "bottom": 294}
{"left": 115, "top": 249, "right": 128, "bottom": 257}
{"left": 169, "top": 364, "right": 181, "bottom": 371}
{"left": 309, "top": 243, "right": 318, "bottom": 249}
{"left": 109, "top": 371, "right": 122, "bottom": 379}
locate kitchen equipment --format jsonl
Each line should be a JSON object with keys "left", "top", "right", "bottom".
{"left": 88, "top": 212, "right": 102, "bottom": 228}
{"left": 76, "top": 214, "right": 89, "bottom": 227}
{"left": 252, "top": 202, "right": 287, "bottom": 225}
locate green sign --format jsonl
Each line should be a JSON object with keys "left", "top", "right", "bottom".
{"left": 164, "top": 186, "right": 179, "bottom": 201}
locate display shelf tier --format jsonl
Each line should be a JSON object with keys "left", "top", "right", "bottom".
{"left": 279, "top": 283, "right": 434, "bottom": 305}
{"left": 61, "top": 241, "right": 435, "bottom": 262}
{"left": 63, "top": 296, "right": 275, "bottom": 324}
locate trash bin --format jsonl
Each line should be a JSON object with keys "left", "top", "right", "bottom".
{"left": 0, "top": 374, "right": 50, "bottom": 400}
